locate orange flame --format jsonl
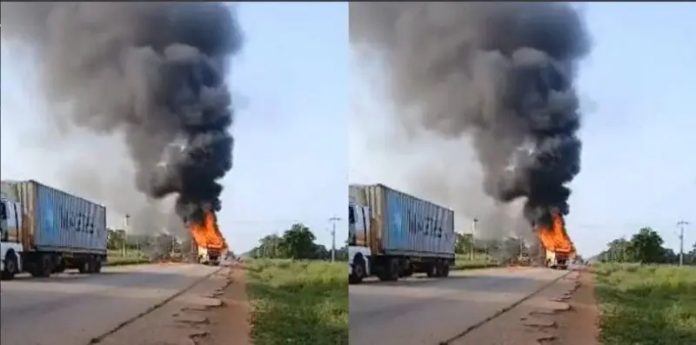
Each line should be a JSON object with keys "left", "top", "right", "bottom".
{"left": 535, "top": 213, "right": 575, "bottom": 255}
{"left": 188, "top": 210, "right": 228, "bottom": 251}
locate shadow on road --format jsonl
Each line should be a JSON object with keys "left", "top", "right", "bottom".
{"left": 6, "top": 266, "right": 206, "bottom": 289}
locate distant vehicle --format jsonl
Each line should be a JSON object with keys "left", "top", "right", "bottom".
{"left": 1, "top": 180, "right": 107, "bottom": 280}
{"left": 348, "top": 184, "right": 456, "bottom": 284}
{"left": 536, "top": 213, "right": 576, "bottom": 270}
{"left": 188, "top": 211, "right": 227, "bottom": 266}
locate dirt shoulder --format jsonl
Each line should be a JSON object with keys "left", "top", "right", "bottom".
{"left": 550, "top": 269, "right": 599, "bottom": 345}
{"left": 198, "top": 264, "right": 251, "bottom": 345}
{"left": 450, "top": 267, "right": 600, "bottom": 345}
{"left": 96, "top": 263, "right": 251, "bottom": 345}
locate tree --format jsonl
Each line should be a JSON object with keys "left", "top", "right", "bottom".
{"left": 107, "top": 229, "right": 126, "bottom": 250}
{"left": 662, "top": 248, "right": 679, "bottom": 264}
{"left": 628, "top": 228, "right": 665, "bottom": 263}
{"left": 257, "top": 234, "right": 284, "bottom": 258}
{"left": 455, "top": 233, "right": 473, "bottom": 254}
{"left": 279, "top": 223, "right": 317, "bottom": 259}
{"left": 604, "top": 238, "right": 633, "bottom": 263}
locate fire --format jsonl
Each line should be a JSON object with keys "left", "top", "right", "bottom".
{"left": 535, "top": 213, "right": 575, "bottom": 255}
{"left": 188, "top": 210, "right": 228, "bottom": 252}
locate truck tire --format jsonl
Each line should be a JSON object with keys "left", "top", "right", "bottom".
{"left": 426, "top": 263, "right": 438, "bottom": 278}
{"left": 402, "top": 263, "right": 413, "bottom": 277}
{"left": 31, "top": 254, "right": 53, "bottom": 278}
{"left": 93, "top": 258, "right": 102, "bottom": 273}
{"left": 378, "top": 258, "right": 399, "bottom": 282}
{"left": 1, "top": 252, "right": 18, "bottom": 280}
{"left": 349, "top": 257, "right": 366, "bottom": 284}
{"left": 441, "top": 264, "right": 450, "bottom": 278}
{"left": 78, "top": 259, "right": 91, "bottom": 274}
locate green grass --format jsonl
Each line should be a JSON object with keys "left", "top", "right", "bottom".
{"left": 453, "top": 253, "right": 499, "bottom": 270}
{"left": 246, "top": 259, "right": 348, "bottom": 345}
{"left": 594, "top": 263, "right": 696, "bottom": 345}
{"left": 106, "top": 250, "right": 150, "bottom": 266}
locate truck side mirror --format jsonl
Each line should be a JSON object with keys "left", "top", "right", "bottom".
{"left": 0, "top": 202, "right": 6, "bottom": 220}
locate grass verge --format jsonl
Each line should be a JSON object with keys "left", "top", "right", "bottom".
{"left": 594, "top": 263, "right": 696, "bottom": 345}
{"left": 453, "top": 253, "right": 499, "bottom": 270}
{"left": 246, "top": 259, "right": 348, "bottom": 345}
{"left": 106, "top": 250, "right": 151, "bottom": 266}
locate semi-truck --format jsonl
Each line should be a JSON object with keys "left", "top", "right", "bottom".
{"left": 1, "top": 180, "right": 107, "bottom": 280}
{"left": 188, "top": 211, "right": 227, "bottom": 266}
{"left": 536, "top": 213, "right": 576, "bottom": 270}
{"left": 348, "top": 184, "right": 456, "bottom": 284}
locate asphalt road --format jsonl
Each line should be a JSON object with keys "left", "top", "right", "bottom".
{"left": 0, "top": 263, "right": 220, "bottom": 345}
{"left": 349, "top": 267, "right": 568, "bottom": 345}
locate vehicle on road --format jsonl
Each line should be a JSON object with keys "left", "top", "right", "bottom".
{"left": 1, "top": 180, "right": 107, "bottom": 279}
{"left": 348, "top": 184, "right": 456, "bottom": 284}
{"left": 536, "top": 213, "right": 576, "bottom": 270}
{"left": 188, "top": 211, "right": 227, "bottom": 266}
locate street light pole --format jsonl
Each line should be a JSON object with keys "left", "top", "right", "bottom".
{"left": 677, "top": 220, "right": 689, "bottom": 266}
{"left": 470, "top": 218, "right": 478, "bottom": 261}
{"left": 329, "top": 216, "right": 341, "bottom": 262}
{"left": 123, "top": 214, "right": 130, "bottom": 257}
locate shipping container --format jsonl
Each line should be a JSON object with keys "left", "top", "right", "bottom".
{"left": 349, "top": 184, "right": 456, "bottom": 283}
{"left": 351, "top": 184, "right": 455, "bottom": 257}
{"left": 1, "top": 180, "right": 107, "bottom": 278}
{"left": 2, "top": 180, "right": 107, "bottom": 253}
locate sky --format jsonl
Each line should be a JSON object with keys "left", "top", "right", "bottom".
{"left": 350, "top": 3, "right": 696, "bottom": 257}
{"left": 0, "top": 3, "right": 348, "bottom": 254}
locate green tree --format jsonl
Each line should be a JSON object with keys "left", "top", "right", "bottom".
{"left": 107, "top": 229, "right": 126, "bottom": 250}
{"left": 279, "top": 223, "right": 317, "bottom": 259}
{"left": 257, "top": 234, "right": 284, "bottom": 258}
{"left": 605, "top": 238, "right": 633, "bottom": 262}
{"left": 455, "top": 233, "right": 473, "bottom": 254}
{"left": 628, "top": 228, "right": 665, "bottom": 263}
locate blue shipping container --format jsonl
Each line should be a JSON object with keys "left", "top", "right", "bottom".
{"left": 351, "top": 184, "right": 456, "bottom": 258}
{"left": 2, "top": 180, "right": 107, "bottom": 254}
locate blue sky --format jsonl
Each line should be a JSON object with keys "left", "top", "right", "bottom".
{"left": 350, "top": 3, "right": 696, "bottom": 257}
{"left": 1, "top": 3, "right": 348, "bottom": 253}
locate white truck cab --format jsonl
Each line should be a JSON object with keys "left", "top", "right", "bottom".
{"left": 348, "top": 199, "right": 372, "bottom": 284}
{"left": 1, "top": 197, "right": 24, "bottom": 280}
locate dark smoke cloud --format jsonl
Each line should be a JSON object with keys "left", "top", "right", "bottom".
{"left": 1, "top": 3, "right": 242, "bottom": 224}
{"left": 350, "top": 3, "right": 590, "bottom": 226}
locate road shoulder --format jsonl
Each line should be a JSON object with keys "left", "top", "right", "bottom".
{"left": 450, "top": 268, "right": 599, "bottom": 345}
{"left": 97, "top": 264, "right": 251, "bottom": 345}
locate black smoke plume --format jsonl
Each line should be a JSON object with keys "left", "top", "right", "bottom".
{"left": 350, "top": 3, "right": 590, "bottom": 226}
{"left": 1, "top": 3, "right": 242, "bottom": 224}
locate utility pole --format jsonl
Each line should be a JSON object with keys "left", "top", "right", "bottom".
{"left": 677, "top": 220, "right": 689, "bottom": 266}
{"left": 123, "top": 214, "right": 130, "bottom": 257}
{"left": 470, "top": 218, "right": 478, "bottom": 261}
{"left": 329, "top": 216, "right": 341, "bottom": 262}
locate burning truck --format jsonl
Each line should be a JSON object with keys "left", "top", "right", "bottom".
{"left": 187, "top": 211, "right": 228, "bottom": 266}
{"left": 535, "top": 212, "right": 576, "bottom": 270}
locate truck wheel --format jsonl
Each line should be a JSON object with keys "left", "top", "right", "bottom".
{"left": 349, "top": 258, "right": 365, "bottom": 284}
{"left": 1, "top": 252, "right": 18, "bottom": 280}
{"left": 31, "top": 254, "right": 53, "bottom": 278}
{"left": 403, "top": 263, "right": 414, "bottom": 277}
{"left": 426, "top": 263, "right": 438, "bottom": 278}
{"left": 388, "top": 258, "right": 400, "bottom": 281}
{"left": 441, "top": 264, "right": 450, "bottom": 278}
{"left": 93, "top": 259, "right": 102, "bottom": 273}
{"left": 378, "top": 259, "right": 399, "bottom": 282}
{"left": 78, "top": 259, "right": 91, "bottom": 274}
